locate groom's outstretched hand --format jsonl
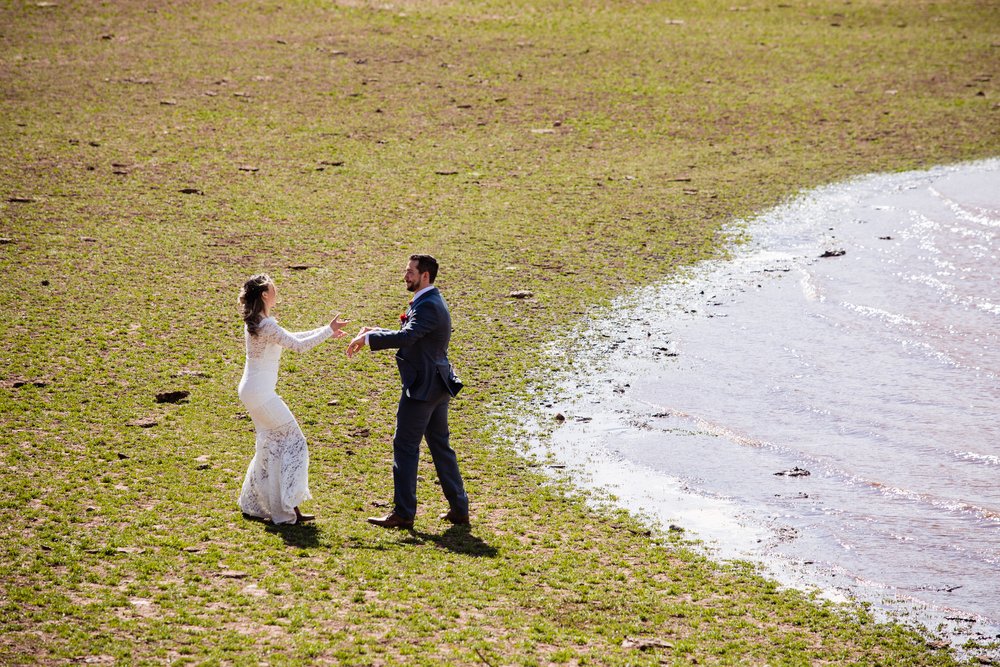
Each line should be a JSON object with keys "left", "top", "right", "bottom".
{"left": 346, "top": 327, "right": 374, "bottom": 358}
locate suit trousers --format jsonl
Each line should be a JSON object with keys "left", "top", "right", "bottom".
{"left": 392, "top": 379, "right": 469, "bottom": 520}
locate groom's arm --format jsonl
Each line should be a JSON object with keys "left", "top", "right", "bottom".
{"left": 346, "top": 303, "right": 441, "bottom": 357}
{"left": 368, "top": 302, "right": 440, "bottom": 351}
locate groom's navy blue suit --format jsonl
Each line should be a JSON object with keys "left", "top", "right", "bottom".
{"left": 368, "top": 287, "right": 468, "bottom": 521}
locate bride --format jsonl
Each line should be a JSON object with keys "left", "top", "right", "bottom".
{"left": 236, "top": 274, "right": 348, "bottom": 525}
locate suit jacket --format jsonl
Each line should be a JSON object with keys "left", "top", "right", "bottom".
{"left": 368, "top": 287, "right": 462, "bottom": 401}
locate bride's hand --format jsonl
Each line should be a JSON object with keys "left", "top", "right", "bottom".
{"left": 329, "top": 313, "right": 351, "bottom": 338}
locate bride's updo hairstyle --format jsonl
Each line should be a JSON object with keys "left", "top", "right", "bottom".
{"left": 239, "top": 273, "right": 273, "bottom": 336}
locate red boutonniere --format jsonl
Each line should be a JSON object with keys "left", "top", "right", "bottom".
{"left": 400, "top": 312, "right": 409, "bottom": 324}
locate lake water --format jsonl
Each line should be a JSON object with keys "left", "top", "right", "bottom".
{"left": 530, "top": 159, "right": 1000, "bottom": 650}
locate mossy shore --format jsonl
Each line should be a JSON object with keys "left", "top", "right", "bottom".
{"left": 1, "top": 0, "right": 997, "bottom": 664}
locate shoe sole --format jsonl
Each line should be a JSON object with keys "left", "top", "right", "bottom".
{"left": 367, "top": 520, "right": 414, "bottom": 529}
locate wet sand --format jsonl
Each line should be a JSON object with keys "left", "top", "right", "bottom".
{"left": 526, "top": 159, "right": 1000, "bottom": 656}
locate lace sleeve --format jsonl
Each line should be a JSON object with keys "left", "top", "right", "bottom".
{"left": 289, "top": 327, "right": 331, "bottom": 341}
{"left": 259, "top": 318, "right": 333, "bottom": 353}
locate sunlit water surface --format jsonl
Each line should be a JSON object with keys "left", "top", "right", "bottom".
{"left": 531, "top": 160, "right": 1000, "bottom": 647}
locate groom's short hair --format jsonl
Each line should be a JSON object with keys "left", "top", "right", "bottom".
{"left": 410, "top": 254, "right": 439, "bottom": 283}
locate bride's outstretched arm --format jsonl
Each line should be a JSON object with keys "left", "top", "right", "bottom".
{"left": 262, "top": 318, "right": 334, "bottom": 353}
{"left": 287, "top": 313, "right": 349, "bottom": 340}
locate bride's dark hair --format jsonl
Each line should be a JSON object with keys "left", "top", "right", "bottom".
{"left": 239, "top": 273, "right": 273, "bottom": 336}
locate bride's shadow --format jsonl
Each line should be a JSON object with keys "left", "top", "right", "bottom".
{"left": 265, "top": 522, "right": 320, "bottom": 548}
{"left": 242, "top": 513, "right": 320, "bottom": 548}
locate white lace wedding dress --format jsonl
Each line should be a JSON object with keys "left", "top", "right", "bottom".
{"left": 237, "top": 316, "right": 332, "bottom": 524}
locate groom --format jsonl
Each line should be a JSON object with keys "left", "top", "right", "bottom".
{"left": 346, "top": 254, "right": 470, "bottom": 529}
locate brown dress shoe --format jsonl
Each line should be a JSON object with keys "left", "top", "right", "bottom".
{"left": 440, "top": 509, "right": 471, "bottom": 525}
{"left": 295, "top": 507, "right": 315, "bottom": 522}
{"left": 367, "top": 512, "right": 414, "bottom": 529}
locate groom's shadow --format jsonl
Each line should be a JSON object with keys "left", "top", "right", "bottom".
{"left": 409, "top": 525, "right": 498, "bottom": 558}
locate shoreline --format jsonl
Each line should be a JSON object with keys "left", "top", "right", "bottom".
{"left": 524, "top": 159, "right": 1000, "bottom": 659}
